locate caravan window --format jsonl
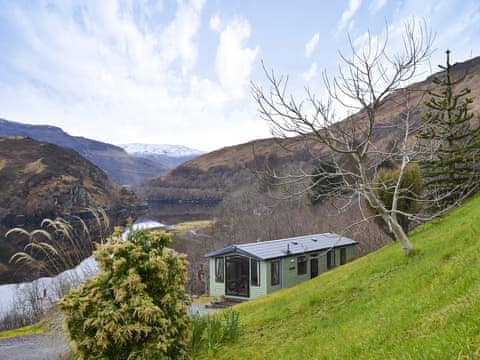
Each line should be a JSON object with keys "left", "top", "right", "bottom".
{"left": 340, "top": 248, "right": 347, "bottom": 265}
{"left": 297, "top": 256, "right": 307, "bottom": 275}
{"left": 271, "top": 260, "right": 280, "bottom": 286}
{"left": 327, "top": 250, "right": 336, "bottom": 269}
{"left": 251, "top": 259, "right": 260, "bottom": 286}
{"left": 215, "top": 257, "right": 224, "bottom": 283}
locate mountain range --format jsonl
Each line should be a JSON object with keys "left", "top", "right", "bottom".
{"left": 0, "top": 119, "right": 203, "bottom": 184}
{"left": 120, "top": 143, "right": 204, "bottom": 168}
{"left": 139, "top": 55, "right": 480, "bottom": 219}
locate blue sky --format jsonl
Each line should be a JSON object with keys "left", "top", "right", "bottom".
{"left": 0, "top": 0, "right": 479, "bottom": 151}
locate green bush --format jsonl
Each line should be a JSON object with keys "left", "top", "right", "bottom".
{"left": 60, "top": 229, "right": 191, "bottom": 359}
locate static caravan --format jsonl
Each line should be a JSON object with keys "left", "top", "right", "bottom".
{"left": 205, "top": 233, "right": 358, "bottom": 300}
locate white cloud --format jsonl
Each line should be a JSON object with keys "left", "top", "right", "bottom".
{"left": 305, "top": 33, "right": 320, "bottom": 58}
{"left": 209, "top": 14, "right": 222, "bottom": 32}
{"left": 160, "top": 0, "right": 206, "bottom": 75}
{"left": 353, "top": 31, "right": 370, "bottom": 48}
{"left": 214, "top": 18, "right": 260, "bottom": 100}
{"left": 2, "top": 0, "right": 478, "bottom": 152}
{"left": 301, "top": 62, "right": 318, "bottom": 83}
{"left": 332, "top": 1, "right": 480, "bottom": 120}
{"left": 0, "top": 1, "right": 268, "bottom": 151}
{"left": 338, "top": 0, "right": 362, "bottom": 32}
{"left": 369, "top": 0, "right": 387, "bottom": 14}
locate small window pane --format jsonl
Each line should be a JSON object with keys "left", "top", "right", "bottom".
{"left": 271, "top": 260, "right": 280, "bottom": 286}
{"left": 297, "top": 256, "right": 307, "bottom": 275}
{"left": 215, "top": 257, "right": 224, "bottom": 283}
{"left": 251, "top": 259, "right": 260, "bottom": 286}
{"left": 327, "top": 250, "right": 336, "bottom": 269}
{"left": 340, "top": 248, "right": 347, "bottom": 265}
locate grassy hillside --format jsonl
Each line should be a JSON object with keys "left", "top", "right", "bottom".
{"left": 199, "top": 195, "right": 480, "bottom": 359}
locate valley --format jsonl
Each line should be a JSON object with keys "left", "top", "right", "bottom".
{"left": 3, "top": 55, "right": 480, "bottom": 289}
{"left": 0, "top": 4, "right": 479, "bottom": 357}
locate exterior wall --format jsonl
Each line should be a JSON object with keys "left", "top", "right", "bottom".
{"left": 248, "top": 260, "right": 267, "bottom": 299}
{"left": 281, "top": 255, "right": 311, "bottom": 289}
{"left": 266, "top": 259, "right": 283, "bottom": 294}
{"left": 208, "top": 253, "right": 268, "bottom": 299}
{"left": 347, "top": 245, "right": 357, "bottom": 260}
{"left": 265, "top": 244, "right": 358, "bottom": 295}
{"left": 318, "top": 253, "right": 328, "bottom": 273}
{"left": 208, "top": 244, "right": 358, "bottom": 299}
{"left": 209, "top": 257, "right": 225, "bottom": 297}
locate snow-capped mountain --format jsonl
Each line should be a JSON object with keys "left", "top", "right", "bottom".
{"left": 121, "top": 143, "right": 204, "bottom": 157}
{"left": 120, "top": 143, "right": 205, "bottom": 168}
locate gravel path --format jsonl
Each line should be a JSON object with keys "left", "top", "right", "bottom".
{"left": 0, "top": 304, "right": 217, "bottom": 359}
{"left": 0, "top": 333, "right": 70, "bottom": 360}
{"left": 189, "top": 303, "right": 221, "bottom": 316}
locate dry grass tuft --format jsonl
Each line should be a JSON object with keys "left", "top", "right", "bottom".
{"left": 8, "top": 208, "right": 110, "bottom": 278}
{"left": 23, "top": 158, "right": 47, "bottom": 174}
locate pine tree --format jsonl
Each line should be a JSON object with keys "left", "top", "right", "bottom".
{"left": 417, "top": 50, "right": 480, "bottom": 208}
{"left": 60, "top": 229, "right": 191, "bottom": 359}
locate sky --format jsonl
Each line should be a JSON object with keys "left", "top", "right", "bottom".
{"left": 0, "top": 0, "right": 479, "bottom": 151}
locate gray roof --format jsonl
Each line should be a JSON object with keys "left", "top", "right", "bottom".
{"left": 205, "top": 233, "right": 357, "bottom": 260}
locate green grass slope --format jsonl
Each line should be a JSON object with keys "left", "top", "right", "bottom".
{"left": 0, "top": 321, "right": 45, "bottom": 339}
{"left": 201, "top": 196, "right": 480, "bottom": 359}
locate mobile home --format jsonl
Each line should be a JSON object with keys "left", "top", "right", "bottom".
{"left": 205, "top": 233, "right": 358, "bottom": 300}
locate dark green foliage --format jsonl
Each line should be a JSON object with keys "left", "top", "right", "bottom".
{"left": 60, "top": 229, "right": 191, "bottom": 360}
{"left": 190, "top": 311, "right": 240, "bottom": 355}
{"left": 370, "top": 164, "right": 423, "bottom": 233}
{"left": 417, "top": 50, "right": 480, "bottom": 208}
{"left": 309, "top": 160, "right": 344, "bottom": 204}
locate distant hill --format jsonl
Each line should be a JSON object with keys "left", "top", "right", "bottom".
{"left": 0, "top": 119, "right": 168, "bottom": 184}
{"left": 196, "top": 194, "right": 480, "bottom": 359}
{"left": 139, "top": 55, "right": 480, "bottom": 219}
{"left": 120, "top": 143, "right": 204, "bottom": 168}
{"left": 0, "top": 136, "right": 143, "bottom": 283}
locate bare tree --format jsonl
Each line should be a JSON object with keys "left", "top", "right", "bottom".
{"left": 252, "top": 20, "right": 441, "bottom": 254}
{"left": 211, "top": 190, "right": 388, "bottom": 255}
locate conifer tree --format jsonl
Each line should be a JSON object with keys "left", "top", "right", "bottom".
{"left": 61, "top": 229, "right": 191, "bottom": 359}
{"left": 417, "top": 50, "right": 480, "bottom": 208}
